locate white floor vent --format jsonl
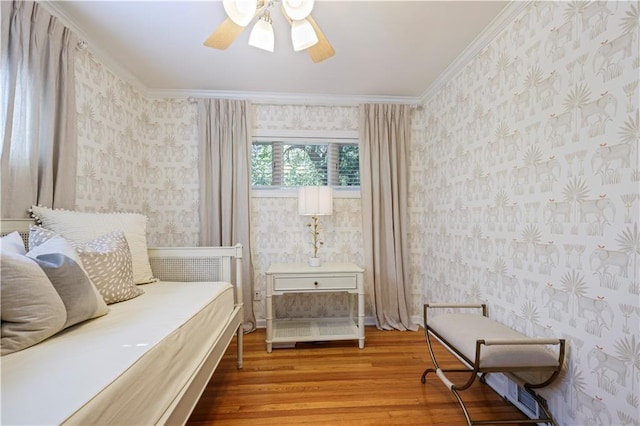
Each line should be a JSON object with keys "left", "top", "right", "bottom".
{"left": 505, "top": 378, "right": 547, "bottom": 420}
{"left": 485, "top": 373, "right": 549, "bottom": 422}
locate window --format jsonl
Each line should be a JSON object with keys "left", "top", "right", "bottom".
{"left": 251, "top": 139, "right": 360, "bottom": 189}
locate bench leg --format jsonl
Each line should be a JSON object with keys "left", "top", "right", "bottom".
{"left": 450, "top": 387, "right": 474, "bottom": 425}
{"left": 421, "top": 367, "right": 471, "bottom": 384}
{"left": 422, "top": 323, "right": 480, "bottom": 390}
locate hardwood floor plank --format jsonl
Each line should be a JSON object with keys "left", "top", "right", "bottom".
{"left": 188, "top": 327, "right": 533, "bottom": 425}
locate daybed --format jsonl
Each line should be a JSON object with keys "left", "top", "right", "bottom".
{"left": 1, "top": 217, "right": 244, "bottom": 425}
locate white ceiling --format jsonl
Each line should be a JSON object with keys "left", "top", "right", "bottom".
{"left": 45, "top": 0, "right": 509, "bottom": 103}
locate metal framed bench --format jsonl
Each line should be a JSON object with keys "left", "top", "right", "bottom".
{"left": 421, "top": 303, "right": 565, "bottom": 426}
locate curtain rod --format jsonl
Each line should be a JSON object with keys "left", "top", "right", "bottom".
{"left": 186, "top": 97, "right": 421, "bottom": 109}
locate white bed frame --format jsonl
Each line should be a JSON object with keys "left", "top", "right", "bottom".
{"left": 1, "top": 218, "right": 244, "bottom": 425}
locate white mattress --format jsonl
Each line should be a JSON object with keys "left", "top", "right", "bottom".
{"left": 1, "top": 280, "right": 235, "bottom": 425}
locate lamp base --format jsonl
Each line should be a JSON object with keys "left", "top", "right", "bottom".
{"left": 308, "top": 257, "right": 321, "bottom": 267}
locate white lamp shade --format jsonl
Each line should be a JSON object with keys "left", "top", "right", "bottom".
{"left": 298, "top": 186, "right": 333, "bottom": 216}
{"left": 291, "top": 19, "right": 318, "bottom": 51}
{"left": 282, "top": 0, "right": 314, "bottom": 20}
{"left": 248, "top": 18, "right": 275, "bottom": 52}
{"left": 223, "top": 0, "right": 257, "bottom": 27}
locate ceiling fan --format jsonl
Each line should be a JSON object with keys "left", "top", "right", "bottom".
{"left": 203, "top": 0, "right": 335, "bottom": 63}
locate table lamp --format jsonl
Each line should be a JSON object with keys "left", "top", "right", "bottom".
{"left": 298, "top": 186, "right": 333, "bottom": 266}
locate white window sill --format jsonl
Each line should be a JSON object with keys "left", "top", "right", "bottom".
{"left": 252, "top": 188, "right": 361, "bottom": 199}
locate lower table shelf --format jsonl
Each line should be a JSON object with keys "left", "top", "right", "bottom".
{"left": 271, "top": 318, "right": 361, "bottom": 343}
{"left": 265, "top": 262, "right": 365, "bottom": 353}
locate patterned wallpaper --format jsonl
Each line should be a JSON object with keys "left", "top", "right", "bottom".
{"left": 71, "top": 1, "right": 639, "bottom": 424}
{"left": 410, "top": 2, "right": 639, "bottom": 425}
{"left": 74, "top": 54, "right": 366, "bottom": 322}
{"left": 75, "top": 50, "right": 200, "bottom": 247}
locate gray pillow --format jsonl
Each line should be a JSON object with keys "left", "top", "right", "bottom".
{"left": 0, "top": 250, "right": 67, "bottom": 356}
{"left": 26, "top": 236, "right": 109, "bottom": 328}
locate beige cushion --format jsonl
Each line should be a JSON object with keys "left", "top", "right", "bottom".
{"left": 1, "top": 235, "right": 67, "bottom": 355}
{"left": 26, "top": 236, "right": 109, "bottom": 328}
{"left": 30, "top": 227, "right": 143, "bottom": 305}
{"left": 30, "top": 206, "right": 157, "bottom": 284}
{"left": 428, "top": 314, "right": 559, "bottom": 369}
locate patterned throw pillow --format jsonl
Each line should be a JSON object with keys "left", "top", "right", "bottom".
{"left": 30, "top": 226, "right": 143, "bottom": 305}
{"left": 29, "top": 206, "right": 157, "bottom": 284}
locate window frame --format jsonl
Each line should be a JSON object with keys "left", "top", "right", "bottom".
{"left": 251, "top": 129, "right": 361, "bottom": 199}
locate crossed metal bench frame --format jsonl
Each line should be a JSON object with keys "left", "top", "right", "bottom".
{"left": 421, "top": 303, "right": 566, "bottom": 426}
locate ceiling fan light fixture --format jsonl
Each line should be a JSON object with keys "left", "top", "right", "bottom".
{"left": 282, "top": 0, "right": 314, "bottom": 20}
{"left": 206, "top": 0, "right": 333, "bottom": 61}
{"left": 248, "top": 13, "right": 275, "bottom": 52}
{"left": 223, "top": 0, "right": 258, "bottom": 27}
{"left": 291, "top": 18, "right": 318, "bottom": 51}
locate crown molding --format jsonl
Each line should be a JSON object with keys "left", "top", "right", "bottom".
{"left": 419, "top": 0, "right": 529, "bottom": 104}
{"left": 40, "top": 1, "right": 149, "bottom": 95}
{"left": 41, "top": 0, "right": 524, "bottom": 107}
{"left": 41, "top": 0, "right": 421, "bottom": 106}
{"left": 151, "top": 88, "right": 420, "bottom": 106}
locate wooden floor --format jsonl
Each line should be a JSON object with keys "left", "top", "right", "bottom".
{"left": 187, "top": 327, "right": 532, "bottom": 425}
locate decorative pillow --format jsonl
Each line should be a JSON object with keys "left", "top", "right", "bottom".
{"left": 30, "top": 226, "right": 143, "bottom": 304}
{"left": 26, "top": 236, "right": 109, "bottom": 328}
{"left": 30, "top": 206, "right": 157, "bottom": 284}
{"left": 1, "top": 234, "right": 67, "bottom": 355}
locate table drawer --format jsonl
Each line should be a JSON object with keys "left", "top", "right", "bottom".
{"left": 274, "top": 275, "right": 357, "bottom": 291}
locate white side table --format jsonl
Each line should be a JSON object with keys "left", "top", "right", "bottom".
{"left": 265, "top": 262, "right": 365, "bottom": 353}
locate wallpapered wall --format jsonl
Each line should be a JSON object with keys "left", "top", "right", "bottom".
{"left": 411, "top": 2, "right": 639, "bottom": 425}
{"left": 74, "top": 52, "right": 369, "bottom": 323}
{"left": 75, "top": 51, "right": 200, "bottom": 246}
{"left": 72, "top": 1, "right": 638, "bottom": 424}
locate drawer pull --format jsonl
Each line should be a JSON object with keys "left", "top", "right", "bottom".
{"left": 314, "top": 281, "right": 319, "bottom": 286}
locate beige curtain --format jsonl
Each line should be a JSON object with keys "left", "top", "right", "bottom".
{"left": 198, "top": 98, "right": 256, "bottom": 332}
{"left": 359, "top": 104, "right": 417, "bottom": 331}
{"left": 1, "top": 1, "right": 78, "bottom": 217}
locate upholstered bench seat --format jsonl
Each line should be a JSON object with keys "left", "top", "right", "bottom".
{"left": 429, "top": 313, "right": 560, "bottom": 370}
{"left": 421, "top": 303, "right": 565, "bottom": 426}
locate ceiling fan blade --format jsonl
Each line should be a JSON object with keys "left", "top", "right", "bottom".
{"left": 305, "top": 15, "right": 334, "bottom": 63}
{"left": 204, "top": 1, "right": 267, "bottom": 50}
{"left": 203, "top": 17, "right": 245, "bottom": 50}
